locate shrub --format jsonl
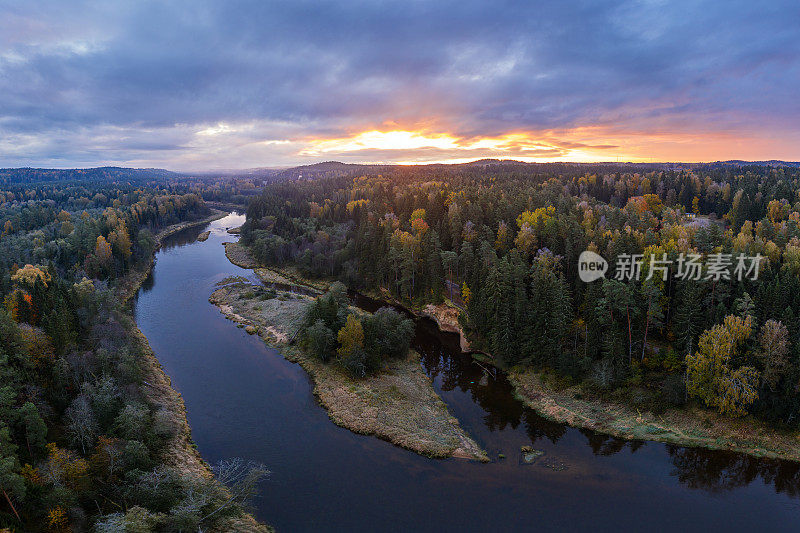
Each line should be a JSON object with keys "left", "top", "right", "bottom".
{"left": 362, "top": 307, "right": 414, "bottom": 360}
{"left": 123, "top": 440, "right": 152, "bottom": 471}
{"left": 304, "top": 287, "right": 348, "bottom": 333}
{"left": 339, "top": 347, "right": 382, "bottom": 378}
{"left": 95, "top": 505, "right": 161, "bottom": 533}
{"left": 259, "top": 288, "right": 277, "bottom": 300}
{"left": 114, "top": 403, "right": 152, "bottom": 442}
{"left": 661, "top": 373, "right": 687, "bottom": 406}
{"left": 305, "top": 319, "right": 335, "bottom": 362}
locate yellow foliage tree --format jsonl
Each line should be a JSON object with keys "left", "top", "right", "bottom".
{"left": 686, "top": 315, "right": 760, "bottom": 416}
{"left": 95, "top": 235, "right": 113, "bottom": 268}
{"left": 17, "top": 324, "right": 55, "bottom": 365}
{"left": 337, "top": 314, "right": 364, "bottom": 358}
{"left": 461, "top": 283, "right": 471, "bottom": 306}
{"left": 494, "top": 221, "right": 511, "bottom": 252}
{"left": 410, "top": 208, "right": 426, "bottom": 221}
{"left": 11, "top": 264, "right": 50, "bottom": 288}
{"left": 108, "top": 225, "right": 132, "bottom": 261}
{"left": 515, "top": 206, "right": 554, "bottom": 230}
{"left": 47, "top": 506, "right": 68, "bottom": 530}
{"left": 514, "top": 223, "right": 537, "bottom": 255}
{"left": 40, "top": 443, "right": 90, "bottom": 491}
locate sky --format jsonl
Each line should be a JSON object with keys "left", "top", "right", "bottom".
{"left": 1, "top": 0, "right": 799, "bottom": 170}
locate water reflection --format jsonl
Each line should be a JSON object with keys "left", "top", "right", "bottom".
{"left": 351, "top": 289, "right": 800, "bottom": 498}
{"left": 667, "top": 446, "right": 800, "bottom": 495}
{"left": 134, "top": 213, "right": 800, "bottom": 531}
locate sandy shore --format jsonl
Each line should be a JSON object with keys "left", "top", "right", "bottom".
{"left": 210, "top": 278, "right": 488, "bottom": 461}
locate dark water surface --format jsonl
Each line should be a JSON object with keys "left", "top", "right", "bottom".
{"left": 134, "top": 213, "right": 800, "bottom": 532}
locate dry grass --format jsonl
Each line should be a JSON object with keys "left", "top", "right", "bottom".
{"left": 227, "top": 240, "right": 332, "bottom": 292}
{"left": 508, "top": 367, "right": 800, "bottom": 462}
{"left": 116, "top": 211, "right": 271, "bottom": 531}
{"left": 196, "top": 230, "right": 211, "bottom": 241}
{"left": 286, "top": 344, "right": 487, "bottom": 460}
{"left": 223, "top": 242, "right": 260, "bottom": 269}
{"left": 254, "top": 267, "right": 296, "bottom": 286}
{"left": 210, "top": 281, "right": 488, "bottom": 461}
{"left": 210, "top": 282, "right": 309, "bottom": 342}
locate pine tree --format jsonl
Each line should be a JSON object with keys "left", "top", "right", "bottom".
{"left": 17, "top": 402, "right": 47, "bottom": 457}
{"left": 673, "top": 281, "right": 703, "bottom": 356}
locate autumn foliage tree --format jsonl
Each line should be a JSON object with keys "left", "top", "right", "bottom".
{"left": 686, "top": 315, "right": 760, "bottom": 416}
{"left": 241, "top": 163, "right": 800, "bottom": 424}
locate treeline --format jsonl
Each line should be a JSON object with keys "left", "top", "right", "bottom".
{"left": 1, "top": 190, "right": 207, "bottom": 282}
{"left": 0, "top": 167, "right": 178, "bottom": 185}
{"left": 0, "top": 179, "right": 263, "bottom": 530}
{"left": 242, "top": 164, "right": 800, "bottom": 424}
{"left": 301, "top": 283, "right": 414, "bottom": 377}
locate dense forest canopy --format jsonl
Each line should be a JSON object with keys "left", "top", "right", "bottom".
{"left": 242, "top": 162, "right": 800, "bottom": 426}
{"left": 0, "top": 167, "right": 180, "bottom": 185}
{"left": 0, "top": 173, "right": 263, "bottom": 531}
{"left": 5, "top": 160, "right": 800, "bottom": 528}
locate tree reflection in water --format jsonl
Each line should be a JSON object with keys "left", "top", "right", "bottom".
{"left": 408, "top": 297, "right": 800, "bottom": 497}
{"left": 310, "top": 280, "right": 800, "bottom": 499}
{"left": 667, "top": 446, "right": 800, "bottom": 495}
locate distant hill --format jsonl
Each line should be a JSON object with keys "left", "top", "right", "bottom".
{"left": 3, "top": 159, "right": 799, "bottom": 186}
{"left": 275, "top": 159, "right": 800, "bottom": 181}
{"left": 710, "top": 160, "right": 800, "bottom": 168}
{"left": 189, "top": 167, "right": 282, "bottom": 179}
{"left": 275, "top": 161, "right": 394, "bottom": 180}
{"left": 0, "top": 166, "right": 179, "bottom": 185}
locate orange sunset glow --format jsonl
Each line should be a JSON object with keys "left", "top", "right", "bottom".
{"left": 292, "top": 126, "right": 800, "bottom": 166}
{"left": 2, "top": 1, "right": 798, "bottom": 169}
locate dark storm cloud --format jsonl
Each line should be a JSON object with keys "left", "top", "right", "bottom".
{"left": 0, "top": 0, "right": 799, "bottom": 167}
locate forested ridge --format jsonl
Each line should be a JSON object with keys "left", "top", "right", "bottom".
{"left": 242, "top": 163, "right": 800, "bottom": 427}
{"left": 0, "top": 176, "right": 265, "bottom": 531}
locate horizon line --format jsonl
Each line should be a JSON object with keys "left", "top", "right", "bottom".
{"left": 4, "top": 157, "right": 800, "bottom": 174}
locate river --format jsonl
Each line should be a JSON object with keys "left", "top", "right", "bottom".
{"left": 133, "top": 212, "right": 800, "bottom": 532}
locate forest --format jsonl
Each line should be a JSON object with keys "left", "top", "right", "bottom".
{"left": 6, "top": 161, "right": 800, "bottom": 529}
{"left": 0, "top": 173, "right": 264, "bottom": 531}
{"left": 241, "top": 162, "right": 800, "bottom": 426}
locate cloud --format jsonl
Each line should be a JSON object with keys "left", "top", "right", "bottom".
{"left": 0, "top": 0, "right": 799, "bottom": 169}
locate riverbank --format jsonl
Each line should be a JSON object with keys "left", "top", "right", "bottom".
{"left": 355, "top": 288, "right": 800, "bottom": 463}
{"left": 406, "top": 299, "right": 800, "bottom": 462}
{"left": 224, "top": 242, "right": 331, "bottom": 293}
{"left": 508, "top": 367, "right": 800, "bottom": 462}
{"left": 116, "top": 209, "right": 228, "bottom": 303}
{"left": 118, "top": 212, "right": 271, "bottom": 532}
{"left": 223, "top": 241, "right": 260, "bottom": 269}
{"left": 124, "top": 315, "right": 270, "bottom": 532}
{"left": 229, "top": 239, "right": 800, "bottom": 463}
{"left": 209, "top": 278, "right": 488, "bottom": 461}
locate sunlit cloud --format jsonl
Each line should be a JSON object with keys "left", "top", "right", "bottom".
{"left": 196, "top": 123, "right": 235, "bottom": 136}
{"left": 299, "top": 130, "right": 612, "bottom": 163}
{"left": 1, "top": 0, "right": 798, "bottom": 169}
{"left": 297, "top": 128, "right": 629, "bottom": 164}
